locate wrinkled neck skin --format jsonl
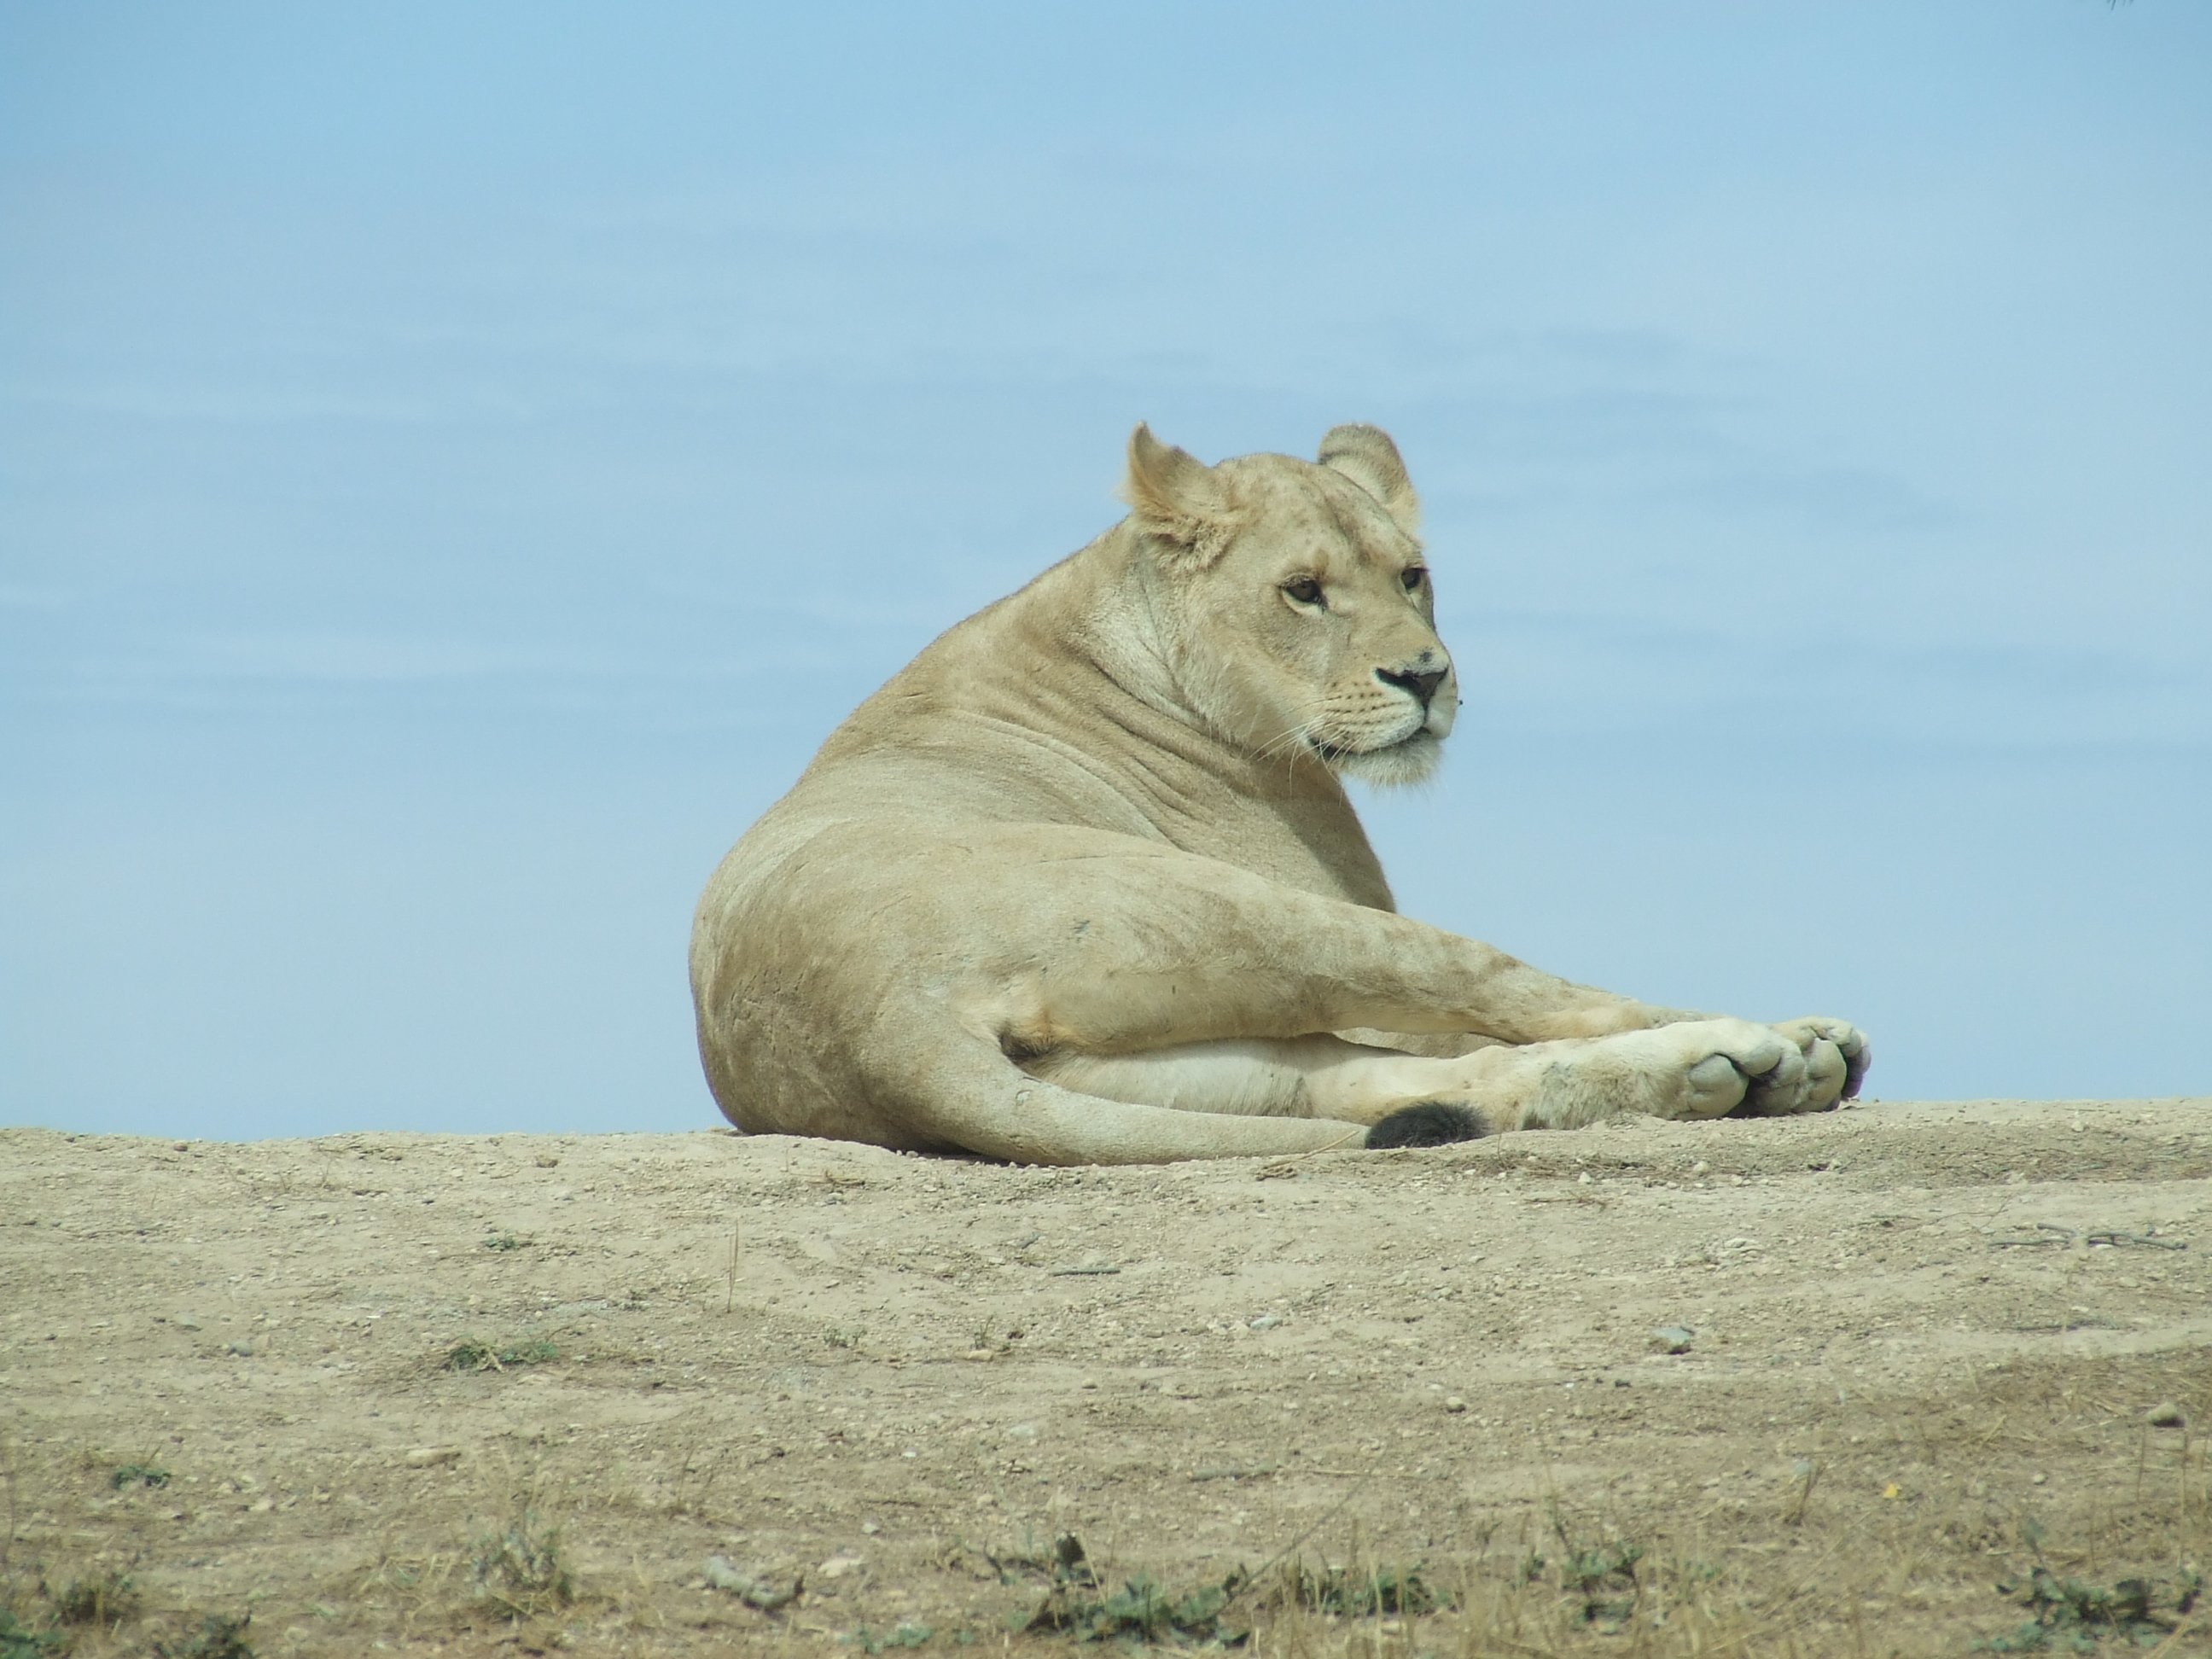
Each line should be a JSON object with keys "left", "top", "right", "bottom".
{"left": 824, "top": 521, "right": 1394, "bottom": 907}
{"left": 1033, "top": 524, "right": 1352, "bottom": 810}
{"left": 1080, "top": 527, "right": 1278, "bottom": 763}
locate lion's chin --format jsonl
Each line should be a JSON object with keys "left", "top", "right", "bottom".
{"left": 1323, "top": 731, "right": 1442, "bottom": 789}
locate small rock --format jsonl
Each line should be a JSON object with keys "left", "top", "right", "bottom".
{"left": 403, "top": 1447, "right": 462, "bottom": 1469}
{"left": 1249, "top": 1314, "right": 1283, "bottom": 1330}
{"left": 1651, "top": 1326, "right": 1696, "bottom": 1355}
{"left": 1691, "top": 1161, "right": 1710, "bottom": 1175}
{"left": 2147, "top": 1402, "right": 2186, "bottom": 1429}
{"left": 1576, "top": 1172, "right": 1593, "bottom": 1185}
{"left": 224, "top": 1340, "right": 255, "bottom": 1357}
{"left": 2031, "top": 1472, "right": 2047, "bottom": 1486}
{"left": 247, "top": 1497, "right": 274, "bottom": 1513}
{"left": 174, "top": 1314, "right": 203, "bottom": 1331}
{"left": 1443, "top": 1396, "right": 1468, "bottom": 1413}
{"left": 816, "top": 1553, "right": 864, "bottom": 1580}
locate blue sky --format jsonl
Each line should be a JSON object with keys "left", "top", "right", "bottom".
{"left": 3, "top": 2, "right": 2207, "bottom": 1139}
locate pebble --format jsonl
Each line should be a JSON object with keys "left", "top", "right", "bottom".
{"left": 2147, "top": 1402, "right": 2186, "bottom": 1429}
{"left": 1651, "top": 1326, "right": 1696, "bottom": 1355}
{"left": 1443, "top": 1396, "right": 1467, "bottom": 1413}
{"left": 817, "top": 1553, "right": 864, "bottom": 1580}
{"left": 403, "top": 1447, "right": 463, "bottom": 1469}
{"left": 224, "top": 1340, "right": 255, "bottom": 1357}
{"left": 1249, "top": 1314, "right": 1284, "bottom": 1330}
{"left": 174, "top": 1314, "right": 202, "bottom": 1331}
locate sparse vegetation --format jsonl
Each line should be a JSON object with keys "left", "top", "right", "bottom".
{"left": 108, "top": 1464, "right": 169, "bottom": 1490}
{"left": 469, "top": 1505, "right": 574, "bottom": 1619}
{"left": 480, "top": 1233, "right": 526, "bottom": 1252}
{"left": 48, "top": 1568, "right": 138, "bottom": 1626}
{"left": 5, "top": 1112, "right": 2208, "bottom": 1655}
{"left": 847, "top": 1621, "right": 936, "bottom": 1651}
{"left": 1022, "top": 1564, "right": 1249, "bottom": 1645}
{"left": 1281, "top": 1559, "right": 1449, "bottom": 1617}
{"left": 1980, "top": 1563, "right": 2203, "bottom": 1651}
{"left": 149, "top": 1612, "right": 253, "bottom": 1659}
{"left": 0, "top": 1610, "right": 65, "bottom": 1659}
{"left": 440, "top": 1337, "right": 558, "bottom": 1372}
{"left": 1010, "top": 1534, "right": 1213, "bottom": 1643}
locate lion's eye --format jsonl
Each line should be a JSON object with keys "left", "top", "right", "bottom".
{"left": 1400, "top": 566, "right": 1427, "bottom": 591}
{"left": 1283, "top": 578, "right": 1325, "bottom": 607}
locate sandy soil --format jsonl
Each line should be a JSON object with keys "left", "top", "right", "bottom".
{"left": 3, "top": 1097, "right": 2209, "bottom": 1656}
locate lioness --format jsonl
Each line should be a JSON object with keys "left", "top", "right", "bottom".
{"left": 690, "top": 425, "right": 1869, "bottom": 1164}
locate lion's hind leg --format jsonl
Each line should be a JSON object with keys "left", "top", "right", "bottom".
{"left": 1027, "top": 1035, "right": 1491, "bottom": 1143}
{"left": 1022, "top": 1037, "right": 1487, "bottom": 1152}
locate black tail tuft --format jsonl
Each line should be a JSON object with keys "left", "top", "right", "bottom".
{"left": 1365, "top": 1101, "right": 1485, "bottom": 1150}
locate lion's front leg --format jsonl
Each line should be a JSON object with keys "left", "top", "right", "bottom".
{"left": 1340, "top": 1013, "right": 1870, "bottom": 1129}
{"left": 1730, "top": 1016, "right": 1870, "bottom": 1114}
{"left": 1450, "top": 1018, "right": 1840, "bottom": 1132}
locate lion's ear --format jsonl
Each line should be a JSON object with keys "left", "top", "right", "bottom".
{"left": 1318, "top": 423, "right": 1420, "bottom": 535}
{"left": 1120, "top": 423, "right": 1234, "bottom": 568}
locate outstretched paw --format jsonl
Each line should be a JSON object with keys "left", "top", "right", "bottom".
{"left": 1631, "top": 1019, "right": 1795, "bottom": 1121}
{"left": 1738, "top": 1017, "right": 1871, "bottom": 1115}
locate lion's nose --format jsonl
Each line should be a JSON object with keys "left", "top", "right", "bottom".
{"left": 1376, "top": 665, "right": 1447, "bottom": 709}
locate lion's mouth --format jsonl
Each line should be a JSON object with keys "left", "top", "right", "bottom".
{"left": 1309, "top": 728, "right": 1432, "bottom": 763}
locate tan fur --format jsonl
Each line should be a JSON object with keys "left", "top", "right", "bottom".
{"left": 690, "top": 426, "right": 1869, "bottom": 1164}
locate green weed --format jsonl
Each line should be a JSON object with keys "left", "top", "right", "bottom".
{"left": 49, "top": 1568, "right": 138, "bottom": 1625}
{"left": 1979, "top": 1564, "right": 2202, "bottom": 1651}
{"left": 469, "top": 1508, "right": 574, "bottom": 1619}
{"left": 1283, "top": 1561, "right": 1448, "bottom": 1617}
{"left": 0, "top": 1608, "right": 66, "bottom": 1659}
{"left": 150, "top": 1612, "right": 253, "bottom": 1658}
{"left": 1016, "top": 1534, "right": 1249, "bottom": 1645}
{"left": 441, "top": 1337, "right": 557, "bottom": 1373}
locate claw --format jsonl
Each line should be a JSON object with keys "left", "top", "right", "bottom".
{"left": 1841, "top": 1033, "right": 1872, "bottom": 1099}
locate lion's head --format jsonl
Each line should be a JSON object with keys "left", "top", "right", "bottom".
{"left": 1118, "top": 422, "right": 1456, "bottom": 787}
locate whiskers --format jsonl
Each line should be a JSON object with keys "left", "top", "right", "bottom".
{"left": 1253, "top": 688, "right": 1431, "bottom": 785}
{"left": 1254, "top": 690, "right": 1346, "bottom": 778}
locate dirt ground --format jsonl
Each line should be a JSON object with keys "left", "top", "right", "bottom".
{"left": 4, "top": 1096, "right": 2209, "bottom": 1657}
